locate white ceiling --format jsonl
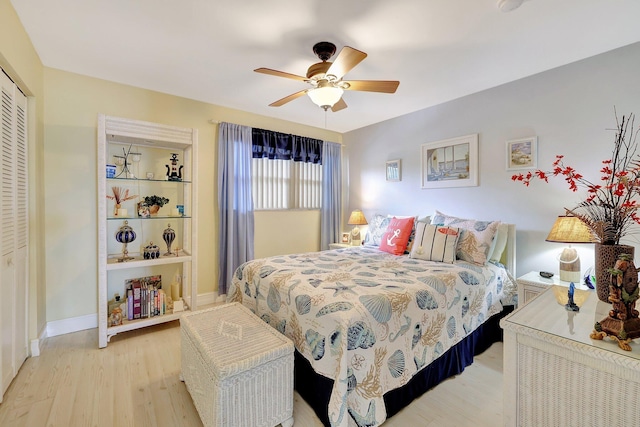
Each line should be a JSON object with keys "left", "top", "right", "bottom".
{"left": 10, "top": 0, "right": 640, "bottom": 133}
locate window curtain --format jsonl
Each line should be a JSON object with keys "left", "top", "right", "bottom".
{"left": 218, "top": 122, "right": 254, "bottom": 295}
{"left": 252, "top": 128, "right": 323, "bottom": 164}
{"left": 320, "top": 141, "right": 342, "bottom": 250}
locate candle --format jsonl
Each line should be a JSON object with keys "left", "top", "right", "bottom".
{"left": 171, "top": 208, "right": 180, "bottom": 217}
{"left": 171, "top": 281, "right": 181, "bottom": 301}
{"left": 117, "top": 208, "right": 128, "bottom": 217}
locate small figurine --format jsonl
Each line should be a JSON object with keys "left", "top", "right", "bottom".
{"left": 565, "top": 282, "right": 579, "bottom": 312}
{"left": 166, "top": 153, "right": 183, "bottom": 181}
{"left": 110, "top": 307, "right": 123, "bottom": 326}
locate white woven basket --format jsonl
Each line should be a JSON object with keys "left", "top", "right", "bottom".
{"left": 181, "top": 303, "right": 294, "bottom": 427}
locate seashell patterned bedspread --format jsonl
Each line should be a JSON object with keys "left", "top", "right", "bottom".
{"left": 228, "top": 246, "right": 517, "bottom": 427}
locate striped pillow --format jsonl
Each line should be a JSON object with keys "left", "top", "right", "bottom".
{"left": 409, "top": 223, "right": 461, "bottom": 263}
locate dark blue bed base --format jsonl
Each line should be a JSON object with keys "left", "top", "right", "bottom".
{"left": 293, "top": 305, "right": 514, "bottom": 426}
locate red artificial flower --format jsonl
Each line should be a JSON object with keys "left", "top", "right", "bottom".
{"left": 511, "top": 112, "right": 640, "bottom": 245}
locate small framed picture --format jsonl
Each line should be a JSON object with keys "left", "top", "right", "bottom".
{"left": 506, "top": 136, "right": 538, "bottom": 170}
{"left": 341, "top": 232, "right": 350, "bottom": 243}
{"left": 386, "top": 159, "right": 401, "bottom": 181}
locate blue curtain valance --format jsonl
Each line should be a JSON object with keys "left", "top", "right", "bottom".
{"left": 252, "top": 128, "right": 322, "bottom": 164}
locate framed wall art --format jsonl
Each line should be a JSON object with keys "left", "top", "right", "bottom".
{"left": 386, "top": 159, "right": 401, "bottom": 181}
{"left": 421, "top": 134, "right": 478, "bottom": 189}
{"left": 506, "top": 136, "right": 538, "bottom": 170}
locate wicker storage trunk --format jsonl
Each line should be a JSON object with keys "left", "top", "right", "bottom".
{"left": 181, "top": 303, "right": 294, "bottom": 427}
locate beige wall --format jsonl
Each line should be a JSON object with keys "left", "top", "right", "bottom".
{"left": 2, "top": 0, "right": 342, "bottom": 333}
{"left": 0, "top": 0, "right": 46, "bottom": 343}
{"left": 42, "top": 68, "right": 341, "bottom": 323}
{"left": 254, "top": 210, "right": 321, "bottom": 258}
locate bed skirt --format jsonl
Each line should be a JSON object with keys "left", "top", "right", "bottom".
{"left": 294, "top": 305, "right": 514, "bottom": 426}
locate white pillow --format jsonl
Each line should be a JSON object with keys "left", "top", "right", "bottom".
{"left": 363, "top": 214, "right": 390, "bottom": 247}
{"left": 410, "top": 223, "right": 461, "bottom": 263}
{"left": 431, "top": 210, "right": 501, "bottom": 265}
{"left": 489, "top": 223, "right": 509, "bottom": 262}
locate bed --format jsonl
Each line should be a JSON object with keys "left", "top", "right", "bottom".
{"left": 228, "top": 213, "right": 517, "bottom": 427}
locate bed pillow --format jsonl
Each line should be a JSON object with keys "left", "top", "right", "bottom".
{"left": 488, "top": 223, "right": 509, "bottom": 263}
{"left": 379, "top": 217, "right": 415, "bottom": 255}
{"left": 405, "top": 215, "right": 431, "bottom": 253}
{"left": 410, "top": 223, "right": 461, "bottom": 263}
{"left": 363, "top": 213, "right": 390, "bottom": 247}
{"left": 431, "top": 210, "right": 501, "bottom": 265}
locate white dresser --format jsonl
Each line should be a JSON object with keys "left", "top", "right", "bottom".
{"left": 501, "top": 286, "right": 640, "bottom": 427}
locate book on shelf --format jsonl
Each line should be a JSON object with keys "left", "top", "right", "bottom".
{"left": 127, "top": 289, "right": 133, "bottom": 321}
{"left": 124, "top": 275, "right": 163, "bottom": 321}
{"left": 131, "top": 281, "right": 142, "bottom": 319}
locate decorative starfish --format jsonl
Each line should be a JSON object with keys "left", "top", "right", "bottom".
{"left": 324, "top": 282, "right": 357, "bottom": 297}
{"left": 388, "top": 269, "right": 409, "bottom": 277}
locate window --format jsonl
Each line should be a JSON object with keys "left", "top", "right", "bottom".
{"left": 251, "top": 128, "right": 323, "bottom": 210}
{"left": 251, "top": 157, "right": 322, "bottom": 209}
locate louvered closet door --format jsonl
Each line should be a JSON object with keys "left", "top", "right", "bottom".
{"left": 14, "top": 82, "right": 28, "bottom": 371}
{"left": 0, "top": 70, "right": 28, "bottom": 401}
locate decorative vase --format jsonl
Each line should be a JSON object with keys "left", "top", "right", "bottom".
{"left": 594, "top": 243, "right": 635, "bottom": 302}
{"left": 114, "top": 203, "right": 121, "bottom": 216}
{"left": 163, "top": 223, "right": 175, "bottom": 256}
{"left": 149, "top": 204, "right": 160, "bottom": 216}
{"left": 115, "top": 220, "right": 136, "bottom": 262}
{"left": 143, "top": 241, "right": 160, "bottom": 259}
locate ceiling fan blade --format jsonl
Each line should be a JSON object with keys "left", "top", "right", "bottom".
{"left": 343, "top": 80, "right": 400, "bottom": 93}
{"left": 331, "top": 98, "right": 348, "bottom": 112}
{"left": 254, "top": 67, "right": 308, "bottom": 82}
{"left": 268, "top": 90, "right": 308, "bottom": 107}
{"left": 326, "top": 46, "right": 367, "bottom": 79}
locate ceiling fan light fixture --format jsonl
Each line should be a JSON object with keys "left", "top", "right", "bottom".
{"left": 307, "top": 86, "right": 344, "bottom": 110}
{"left": 497, "top": 0, "right": 524, "bottom": 12}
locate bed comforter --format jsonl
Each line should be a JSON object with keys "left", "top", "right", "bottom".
{"left": 228, "top": 246, "right": 517, "bottom": 427}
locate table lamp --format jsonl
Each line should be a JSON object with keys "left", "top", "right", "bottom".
{"left": 348, "top": 209, "right": 368, "bottom": 246}
{"left": 545, "top": 215, "right": 594, "bottom": 282}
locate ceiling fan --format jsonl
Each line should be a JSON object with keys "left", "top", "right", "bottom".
{"left": 254, "top": 41, "right": 400, "bottom": 112}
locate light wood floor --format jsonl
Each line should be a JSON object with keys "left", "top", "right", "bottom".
{"left": 0, "top": 321, "right": 504, "bottom": 427}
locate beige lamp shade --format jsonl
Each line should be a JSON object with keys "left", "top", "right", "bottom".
{"left": 348, "top": 209, "right": 368, "bottom": 226}
{"left": 347, "top": 209, "right": 368, "bottom": 246}
{"left": 545, "top": 215, "right": 594, "bottom": 243}
{"left": 546, "top": 215, "right": 593, "bottom": 283}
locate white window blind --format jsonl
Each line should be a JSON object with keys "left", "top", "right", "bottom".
{"left": 252, "top": 157, "right": 322, "bottom": 210}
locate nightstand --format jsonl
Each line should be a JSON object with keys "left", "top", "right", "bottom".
{"left": 517, "top": 271, "right": 591, "bottom": 306}
{"left": 329, "top": 243, "right": 351, "bottom": 250}
{"left": 501, "top": 286, "right": 640, "bottom": 426}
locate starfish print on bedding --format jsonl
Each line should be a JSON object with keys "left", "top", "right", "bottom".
{"left": 324, "top": 282, "right": 357, "bottom": 297}
{"left": 387, "top": 269, "right": 409, "bottom": 277}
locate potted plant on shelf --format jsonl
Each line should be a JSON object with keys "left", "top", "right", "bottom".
{"left": 512, "top": 111, "right": 640, "bottom": 302}
{"left": 138, "top": 195, "right": 170, "bottom": 217}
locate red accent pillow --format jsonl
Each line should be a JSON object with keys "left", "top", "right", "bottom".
{"left": 379, "top": 217, "right": 415, "bottom": 255}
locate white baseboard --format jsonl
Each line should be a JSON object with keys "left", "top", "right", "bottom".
{"left": 202, "top": 291, "right": 227, "bottom": 305}
{"left": 47, "top": 313, "right": 97, "bottom": 338}
{"left": 30, "top": 324, "right": 47, "bottom": 357}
